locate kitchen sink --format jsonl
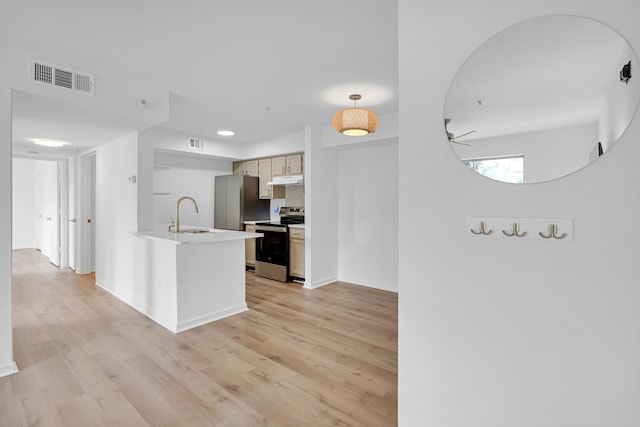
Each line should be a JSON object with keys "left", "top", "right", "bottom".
{"left": 180, "top": 229, "right": 213, "bottom": 234}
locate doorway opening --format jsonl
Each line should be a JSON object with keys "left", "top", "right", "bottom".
{"left": 11, "top": 153, "right": 96, "bottom": 273}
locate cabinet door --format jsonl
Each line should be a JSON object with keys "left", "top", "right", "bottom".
{"left": 260, "top": 158, "right": 285, "bottom": 199}
{"left": 245, "top": 160, "right": 259, "bottom": 177}
{"left": 245, "top": 224, "right": 256, "bottom": 267}
{"left": 289, "top": 236, "right": 305, "bottom": 279}
{"left": 286, "top": 154, "right": 303, "bottom": 175}
{"left": 233, "top": 161, "right": 246, "bottom": 175}
{"left": 258, "top": 158, "right": 272, "bottom": 199}
{"left": 272, "top": 156, "right": 286, "bottom": 176}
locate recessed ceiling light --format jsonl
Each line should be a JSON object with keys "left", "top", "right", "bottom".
{"left": 33, "top": 138, "right": 67, "bottom": 147}
{"left": 217, "top": 130, "right": 235, "bottom": 136}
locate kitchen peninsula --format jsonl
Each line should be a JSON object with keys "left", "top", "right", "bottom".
{"left": 132, "top": 228, "right": 262, "bottom": 333}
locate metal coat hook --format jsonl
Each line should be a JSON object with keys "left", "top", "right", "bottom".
{"left": 470, "top": 221, "right": 492, "bottom": 235}
{"left": 538, "top": 224, "right": 566, "bottom": 239}
{"left": 502, "top": 222, "right": 526, "bottom": 237}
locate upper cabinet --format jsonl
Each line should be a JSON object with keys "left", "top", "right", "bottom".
{"left": 232, "top": 161, "right": 245, "bottom": 176}
{"left": 233, "top": 160, "right": 259, "bottom": 177}
{"left": 272, "top": 153, "right": 303, "bottom": 176}
{"left": 233, "top": 152, "right": 303, "bottom": 199}
{"left": 258, "top": 158, "right": 284, "bottom": 199}
{"left": 287, "top": 154, "right": 303, "bottom": 175}
{"left": 272, "top": 157, "right": 286, "bottom": 177}
{"left": 245, "top": 160, "right": 259, "bottom": 177}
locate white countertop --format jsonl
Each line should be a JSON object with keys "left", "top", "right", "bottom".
{"left": 288, "top": 224, "right": 305, "bottom": 229}
{"left": 135, "top": 226, "right": 262, "bottom": 245}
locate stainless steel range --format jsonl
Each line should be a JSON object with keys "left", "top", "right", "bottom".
{"left": 254, "top": 207, "right": 304, "bottom": 282}
{"left": 278, "top": 206, "right": 304, "bottom": 225}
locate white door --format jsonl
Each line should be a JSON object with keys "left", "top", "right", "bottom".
{"left": 74, "top": 152, "right": 97, "bottom": 274}
{"left": 33, "top": 160, "right": 59, "bottom": 265}
{"left": 68, "top": 159, "right": 76, "bottom": 270}
{"left": 88, "top": 154, "right": 96, "bottom": 272}
{"left": 34, "top": 164, "right": 44, "bottom": 252}
{"left": 44, "top": 161, "right": 60, "bottom": 266}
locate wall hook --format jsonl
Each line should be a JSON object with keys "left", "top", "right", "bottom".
{"left": 470, "top": 221, "right": 492, "bottom": 235}
{"left": 538, "top": 224, "right": 567, "bottom": 239}
{"left": 502, "top": 222, "right": 526, "bottom": 237}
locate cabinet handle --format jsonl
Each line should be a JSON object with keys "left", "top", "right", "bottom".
{"left": 69, "top": 218, "right": 77, "bottom": 223}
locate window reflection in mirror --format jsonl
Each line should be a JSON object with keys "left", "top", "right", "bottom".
{"left": 445, "top": 15, "right": 640, "bottom": 184}
{"left": 463, "top": 156, "right": 524, "bottom": 184}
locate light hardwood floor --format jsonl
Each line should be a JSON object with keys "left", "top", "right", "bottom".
{"left": 1, "top": 249, "right": 398, "bottom": 426}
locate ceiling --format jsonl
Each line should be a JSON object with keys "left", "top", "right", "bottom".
{"left": 4, "top": 0, "right": 399, "bottom": 159}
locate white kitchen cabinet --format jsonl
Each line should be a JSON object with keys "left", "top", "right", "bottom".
{"left": 289, "top": 227, "right": 305, "bottom": 279}
{"left": 245, "top": 224, "right": 256, "bottom": 268}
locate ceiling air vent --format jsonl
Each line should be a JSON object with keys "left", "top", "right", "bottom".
{"left": 188, "top": 137, "right": 205, "bottom": 149}
{"left": 29, "top": 59, "right": 95, "bottom": 96}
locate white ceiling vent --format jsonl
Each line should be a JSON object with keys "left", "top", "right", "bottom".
{"left": 29, "top": 59, "right": 95, "bottom": 96}
{"left": 188, "top": 137, "right": 205, "bottom": 149}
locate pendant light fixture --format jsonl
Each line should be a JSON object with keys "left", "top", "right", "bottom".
{"left": 332, "top": 94, "right": 379, "bottom": 136}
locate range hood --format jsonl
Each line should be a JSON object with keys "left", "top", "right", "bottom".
{"left": 267, "top": 174, "right": 304, "bottom": 186}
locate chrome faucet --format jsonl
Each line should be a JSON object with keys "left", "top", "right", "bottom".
{"left": 175, "top": 196, "right": 199, "bottom": 233}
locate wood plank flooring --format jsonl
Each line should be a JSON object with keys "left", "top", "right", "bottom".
{"left": 1, "top": 249, "right": 398, "bottom": 426}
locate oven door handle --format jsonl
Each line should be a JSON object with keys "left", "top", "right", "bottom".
{"left": 255, "top": 225, "right": 288, "bottom": 233}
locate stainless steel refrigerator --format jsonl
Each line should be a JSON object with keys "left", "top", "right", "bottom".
{"left": 214, "top": 175, "right": 270, "bottom": 230}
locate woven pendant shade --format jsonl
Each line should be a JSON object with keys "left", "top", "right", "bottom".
{"left": 332, "top": 94, "right": 379, "bottom": 136}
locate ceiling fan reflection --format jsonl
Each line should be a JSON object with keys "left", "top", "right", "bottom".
{"left": 444, "top": 118, "right": 476, "bottom": 146}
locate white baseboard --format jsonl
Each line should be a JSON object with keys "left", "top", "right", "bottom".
{"left": 176, "top": 304, "right": 249, "bottom": 333}
{"left": 0, "top": 361, "right": 18, "bottom": 378}
{"left": 95, "top": 279, "right": 176, "bottom": 333}
{"left": 337, "top": 276, "right": 399, "bottom": 293}
{"left": 304, "top": 275, "right": 338, "bottom": 289}
{"left": 95, "top": 279, "right": 249, "bottom": 334}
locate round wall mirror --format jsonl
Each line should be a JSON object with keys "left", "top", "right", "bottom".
{"left": 444, "top": 15, "right": 640, "bottom": 184}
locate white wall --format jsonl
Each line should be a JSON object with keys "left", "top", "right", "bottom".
{"left": 95, "top": 132, "right": 141, "bottom": 300}
{"left": 399, "top": 1, "right": 640, "bottom": 425}
{"left": 95, "top": 131, "right": 183, "bottom": 324}
{"left": 304, "top": 125, "right": 339, "bottom": 288}
{"left": 153, "top": 151, "right": 232, "bottom": 230}
{"left": 0, "top": 73, "right": 16, "bottom": 377}
{"left": 149, "top": 126, "right": 245, "bottom": 160}
{"left": 12, "top": 158, "right": 36, "bottom": 249}
{"left": 241, "top": 131, "right": 305, "bottom": 159}
{"left": 337, "top": 140, "right": 398, "bottom": 292}
{"left": 453, "top": 123, "right": 598, "bottom": 183}
{"left": 599, "top": 42, "right": 640, "bottom": 151}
